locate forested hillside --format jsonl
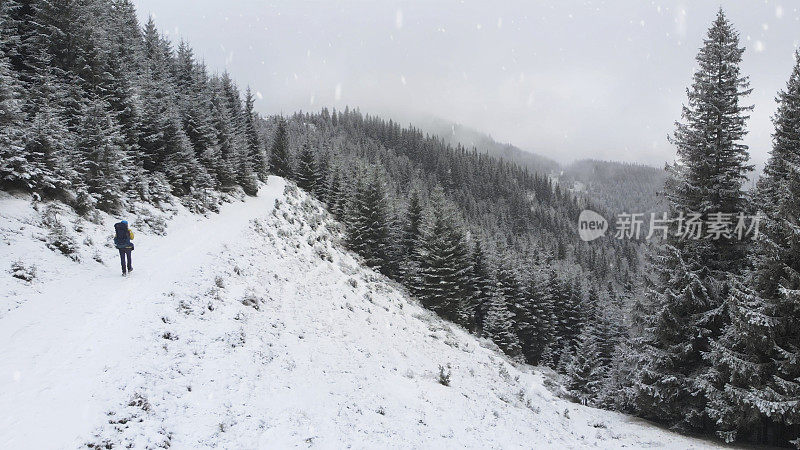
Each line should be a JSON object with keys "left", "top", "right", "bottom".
{"left": 11, "top": 1, "right": 800, "bottom": 447}
{"left": 563, "top": 159, "right": 666, "bottom": 215}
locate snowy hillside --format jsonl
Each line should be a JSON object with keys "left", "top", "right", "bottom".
{"left": 1, "top": 177, "right": 720, "bottom": 449}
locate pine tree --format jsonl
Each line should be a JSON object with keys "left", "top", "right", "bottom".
{"left": 0, "top": 46, "right": 28, "bottom": 189}
{"left": 565, "top": 325, "right": 605, "bottom": 405}
{"left": 401, "top": 190, "right": 423, "bottom": 260}
{"left": 269, "top": 118, "right": 292, "bottom": 179}
{"left": 244, "top": 87, "right": 267, "bottom": 180}
{"left": 345, "top": 172, "right": 394, "bottom": 275}
{"left": 482, "top": 290, "right": 522, "bottom": 358}
{"left": 633, "top": 9, "right": 754, "bottom": 433}
{"left": 23, "top": 92, "right": 75, "bottom": 198}
{"left": 413, "top": 190, "right": 472, "bottom": 323}
{"left": 711, "top": 50, "right": 800, "bottom": 446}
{"left": 469, "top": 241, "right": 493, "bottom": 334}
{"left": 77, "top": 101, "right": 127, "bottom": 213}
{"left": 296, "top": 140, "right": 321, "bottom": 192}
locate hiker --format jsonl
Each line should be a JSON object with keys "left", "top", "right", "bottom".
{"left": 113, "top": 220, "right": 134, "bottom": 276}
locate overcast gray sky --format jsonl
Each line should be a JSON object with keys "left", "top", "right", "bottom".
{"left": 133, "top": 0, "right": 800, "bottom": 168}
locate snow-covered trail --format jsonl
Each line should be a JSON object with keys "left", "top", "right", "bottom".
{"left": 0, "top": 178, "right": 285, "bottom": 449}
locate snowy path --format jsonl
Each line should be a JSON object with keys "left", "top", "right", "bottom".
{"left": 0, "top": 178, "right": 285, "bottom": 449}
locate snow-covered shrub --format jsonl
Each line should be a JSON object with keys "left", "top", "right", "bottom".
{"left": 73, "top": 188, "right": 96, "bottom": 216}
{"left": 241, "top": 292, "right": 261, "bottom": 310}
{"left": 132, "top": 206, "right": 168, "bottom": 236}
{"left": 438, "top": 365, "right": 451, "bottom": 386}
{"left": 214, "top": 275, "right": 226, "bottom": 289}
{"left": 41, "top": 205, "right": 79, "bottom": 261}
{"left": 10, "top": 260, "right": 36, "bottom": 282}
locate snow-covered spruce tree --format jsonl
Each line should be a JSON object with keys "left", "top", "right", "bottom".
{"left": 77, "top": 101, "right": 127, "bottom": 213}
{"left": 413, "top": 188, "right": 472, "bottom": 324}
{"left": 176, "top": 43, "right": 221, "bottom": 188}
{"left": 552, "top": 278, "right": 583, "bottom": 365}
{"left": 0, "top": 45, "right": 28, "bottom": 190}
{"left": 345, "top": 171, "right": 395, "bottom": 276}
{"left": 296, "top": 140, "right": 321, "bottom": 193}
{"left": 400, "top": 190, "right": 424, "bottom": 286}
{"left": 401, "top": 190, "right": 423, "bottom": 261}
{"left": 495, "top": 263, "right": 525, "bottom": 344}
{"left": 312, "top": 146, "right": 331, "bottom": 201}
{"left": 565, "top": 324, "right": 605, "bottom": 406}
{"left": 714, "top": 50, "right": 800, "bottom": 446}
{"left": 497, "top": 261, "right": 543, "bottom": 364}
{"left": 209, "top": 79, "right": 237, "bottom": 187}
{"left": 528, "top": 269, "right": 558, "bottom": 366}
{"left": 324, "top": 166, "right": 346, "bottom": 219}
{"left": 269, "top": 118, "right": 292, "bottom": 179}
{"left": 23, "top": 78, "right": 76, "bottom": 199}
{"left": 469, "top": 241, "right": 493, "bottom": 335}
{"left": 598, "top": 342, "right": 639, "bottom": 412}
{"left": 482, "top": 290, "right": 523, "bottom": 359}
{"left": 244, "top": 87, "right": 267, "bottom": 181}
{"left": 632, "top": 9, "right": 753, "bottom": 434}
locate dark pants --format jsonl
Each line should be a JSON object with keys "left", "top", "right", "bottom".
{"left": 118, "top": 248, "right": 132, "bottom": 274}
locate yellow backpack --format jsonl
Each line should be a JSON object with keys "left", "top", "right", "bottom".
{"left": 129, "top": 230, "right": 134, "bottom": 240}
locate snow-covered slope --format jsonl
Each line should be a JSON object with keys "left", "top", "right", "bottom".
{"left": 0, "top": 177, "right": 721, "bottom": 449}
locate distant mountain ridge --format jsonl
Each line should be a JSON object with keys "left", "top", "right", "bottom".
{"left": 409, "top": 118, "right": 666, "bottom": 215}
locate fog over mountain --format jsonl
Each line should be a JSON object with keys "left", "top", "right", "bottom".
{"left": 133, "top": 0, "right": 799, "bottom": 167}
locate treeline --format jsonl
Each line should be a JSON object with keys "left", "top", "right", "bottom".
{"left": 0, "top": 0, "right": 268, "bottom": 214}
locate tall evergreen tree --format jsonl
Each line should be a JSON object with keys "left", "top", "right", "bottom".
{"left": 77, "top": 101, "right": 127, "bottom": 212}
{"left": 469, "top": 241, "right": 493, "bottom": 334}
{"left": 0, "top": 46, "right": 28, "bottom": 189}
{"left": 413, "top": 190, "right": 472, "bottom": 323}
{"left": 633, "top": 9, "right": 754, "bottom": 433}
{"left": 296, "top": 140, "right": 321, "bottom": 192}
{"left": 566, "top": 325, "right": 605, "bottom": 406}
{"left": 269, "top": 118, "right": 292, "bottom": 179}
{"left": 244, "top": 87, "right": 267, "bottom": 181}
{"left": 346, "top": 172, "right": 394, "bottom": 276}
{"left": 482, "top": 290, "right": 522, "bottom": 358}
{"left": 708, "top": 50, "right": 800, "bottom": 445}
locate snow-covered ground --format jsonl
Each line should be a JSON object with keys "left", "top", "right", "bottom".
{"left": 0, "top": 177, "right": 723, "bottom": 449}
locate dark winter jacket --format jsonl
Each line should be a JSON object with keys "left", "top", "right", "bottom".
{"left": 114, "top": 222, "right": 134, "bottom": 249}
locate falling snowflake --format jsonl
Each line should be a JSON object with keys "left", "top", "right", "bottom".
{"left": 334, "top": 83, "right": 342, "bottom": 101}
{"left": 395, "top": 9, "right": 403, "bottom": 30}
{"left": 755, "top": 40, "right": 765, "bottom": 52}
{"left": 776, "top": 5, "right": 784, "bottom": 19}
{"left": 400, "top": 75, "right": 406, "bottom": 85}
{"left": 256, "top": 91, "right": 263, "bottom": 100}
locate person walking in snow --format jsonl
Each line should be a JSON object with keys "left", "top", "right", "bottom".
{"left": 114, "top": 220, "right": 134, "bottom": 276}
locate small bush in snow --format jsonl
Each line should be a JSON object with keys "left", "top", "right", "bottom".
{"left": 41, "top": 206, "right": 79, "bottom": 261}
{"left": 162, "top": 331, "right": 178, "bottom": 341}
{"left": 128, "top": 392, "right": 151, "bottom": 412}
{"left": 438, "top": 365, "right": 451, "bottom": 386}
{"left": 214, "top": 275, "right": 226, "bottom": 289}
{"left": 10, "top": 260, "right": 36, "bottom": 282}
{"left": 133, "top": 209, "right": 168, "bottom": 236}
{"left": 241, "top": 292, "right": 261, "bottom": 310}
